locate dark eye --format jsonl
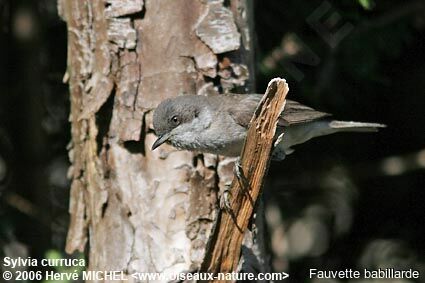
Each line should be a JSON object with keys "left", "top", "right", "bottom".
{"left": 171, "top": 115, "right": 180, "bottom": 125}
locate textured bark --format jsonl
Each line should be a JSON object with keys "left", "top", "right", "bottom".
{"left": 60, "top": 0, "right": 260, "bottom": 280}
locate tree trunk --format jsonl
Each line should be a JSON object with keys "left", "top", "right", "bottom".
{"left": 59, "top": 0, "right": 264, "bottom": 279}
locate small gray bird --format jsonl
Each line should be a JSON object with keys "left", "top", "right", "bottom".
{"left": 151, "top": 94, "right": 385, "bottom": 160}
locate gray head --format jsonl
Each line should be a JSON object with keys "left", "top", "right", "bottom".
{"left": 152, "top": 95, "right": 207, "bottom": 150}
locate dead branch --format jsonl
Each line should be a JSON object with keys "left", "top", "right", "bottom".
{"left": 200, "top": 78, "right": 289, "bottom": 279}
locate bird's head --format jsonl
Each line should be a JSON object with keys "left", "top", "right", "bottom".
{"left": 152, "top": 96, "right": 206, "bottom": 150}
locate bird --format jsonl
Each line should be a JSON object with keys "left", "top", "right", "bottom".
{"left": 151, "top": 94, "right": 385, "bottom": 160}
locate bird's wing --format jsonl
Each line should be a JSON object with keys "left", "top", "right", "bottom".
{"left": 224, "top": 94, "right": 262, "bottom": 128}
{"left": 211, "top": 94, "right": 330, "bottom": 128}
{"left": 280, "top": 100, "right": 330, "bottom": 126}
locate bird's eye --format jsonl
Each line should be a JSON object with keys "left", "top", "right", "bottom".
{"left": 171, "top": 115, "right": 180, "bottom": 124}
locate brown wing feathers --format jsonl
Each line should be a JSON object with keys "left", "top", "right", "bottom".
{"left": 223, "top": 94, "right": 330, "bottom": 128}
{"left": 279, "top": 100, "right": 330, "bottom": 126}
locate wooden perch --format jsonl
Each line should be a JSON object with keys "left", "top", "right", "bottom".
{"left": 200, "top": 78, "right": 289, "bottom": 278}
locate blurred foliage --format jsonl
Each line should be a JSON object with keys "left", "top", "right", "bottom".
{"left": 0, "top": 0, "right": 70, "bottom": 267}
{"left": 358, "top": 0, "right": 375, "bottom": 10}
{"left": 255, "top": 0, "right": 425, "bottom": 281}
{"left": 0, "top": 0, "right": 424, "bottom": 282}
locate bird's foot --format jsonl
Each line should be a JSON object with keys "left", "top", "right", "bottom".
{"left": 218, "top": 158, "right": 252, "bottom": 213}
{"left": 234, "top": 157, "right": 255, "bottom": 207}
{"left": 234, "top": 157, "right": 250, "bottom": 193}
{"left": 219, "top": 182, "right": 232, "bottom": 212}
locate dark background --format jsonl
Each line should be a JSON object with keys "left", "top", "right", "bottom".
{"left": 1, "top": 0, "right": 424, "bottom": 282}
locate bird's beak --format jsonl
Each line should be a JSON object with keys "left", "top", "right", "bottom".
{"left": 151, "top": 132, "right": 171, "bottom": 150}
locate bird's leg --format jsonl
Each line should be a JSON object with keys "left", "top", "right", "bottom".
{"left": 234, "top": 157, "right": 250, "bottom": 195}
{"left": 233, "top": 158, "right": 256, "bottom": 208}
{"left": 219, "top": 181, "right": 240, "bottom": 225}
{"left": 219, "top": 180, "right": 232, "bottom": 212}
{"left": 218, "top": 158, "right": 252, "bottom": 212}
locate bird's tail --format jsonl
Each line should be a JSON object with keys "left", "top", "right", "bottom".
{"left": 328, "top": 120, "right": 386, "bottom": 132}
{"left": 273, "top": 120, "right": 386, "bottom": 159}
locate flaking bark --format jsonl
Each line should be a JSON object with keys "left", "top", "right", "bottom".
{"left": 61, "top": 0, "right": 263, "bottom": 280}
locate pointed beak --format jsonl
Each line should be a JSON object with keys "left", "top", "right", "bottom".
{"left": 151, "top": 132, "right": 171, "bottom": 150}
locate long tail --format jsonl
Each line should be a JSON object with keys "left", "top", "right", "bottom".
{"left": 328, "top": 120, "right": 386, "bottom": 132}
{"left": 273, "top": 120, "right": 386, "bottom": 159}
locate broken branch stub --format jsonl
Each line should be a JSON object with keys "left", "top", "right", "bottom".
{"left": 200, "top": 78, "right": 289, "bottom": 277}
